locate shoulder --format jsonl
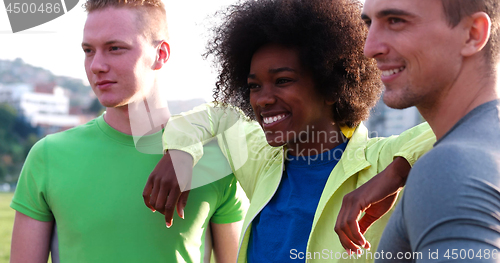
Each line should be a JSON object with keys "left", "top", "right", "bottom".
{"left": 23, "top": 119, "right": 101, "bottom": 164}
{"left": 42, "top": 118, "right": 99, "bottom": 147}
{"left": 405, "top": 141, "right": 500, "bottom": 205}
{"left": 191, "top": 140, "right": 235, "bottom": 189}
{"left": 407, "top": 144, "right": 471, "bottom": 188}
{"left": 412, "top": 141, "right": 497, "bottom": 178}
{"left": 402, "top": 142, "right": 500, "bottom": 252}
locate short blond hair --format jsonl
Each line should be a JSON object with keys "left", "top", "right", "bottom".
{"left": 84, "top": 0, "right": 169, "bottom": 43}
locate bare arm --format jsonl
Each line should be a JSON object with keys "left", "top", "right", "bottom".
{"left": 210, "top": 221, "right": 243, "bottom": 263}
{"left": 334, "top": 157, "right": 410, "bottom": 253}
{"left": 10, "top": 211, "right": 53, "bottom": 263}
{"left": 143, "top": 150, "right": 193, "bottom": 227}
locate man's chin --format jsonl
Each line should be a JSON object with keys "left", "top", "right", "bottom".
{"left": 101, "top": 101, "right": 128, "bottom": 109}
{"left": 383, "top": 94, "right": 414, "bottom": 110}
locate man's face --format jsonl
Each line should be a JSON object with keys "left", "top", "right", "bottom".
{"left": 82, "top": 7, "right": 158, "bottom": 109}
{"left": 362, "top": 0, "right": 465, "bottom": 110}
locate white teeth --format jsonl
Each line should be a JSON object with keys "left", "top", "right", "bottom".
{"left": 263, "top": 114, "right": 287, "bottom": 125}
{"left": 381, "top": 66, "right": 405, "bottom": 77}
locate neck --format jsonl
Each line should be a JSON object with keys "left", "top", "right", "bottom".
{"left": 103, "top": 106, "right": 133, "bottom": 135}
{"left": 104, "top": 99, "right": 171, "bottom": 136}
{"left": 418, "top": 61, "right": 499, "bottom": 140}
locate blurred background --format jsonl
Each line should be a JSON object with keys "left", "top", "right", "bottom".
{"left": 0, "top": 0, "right": 422, "bottom": 261}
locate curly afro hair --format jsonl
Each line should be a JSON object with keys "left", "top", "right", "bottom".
{"left": 205, "top": 0, "right": 382, "bottom": 128}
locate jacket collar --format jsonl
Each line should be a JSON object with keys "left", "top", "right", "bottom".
{"left": 339, "top": 123, "right": 372, "bottom": 176}
{"left": 310, "top": 123, "right": 371, "bottom": 230}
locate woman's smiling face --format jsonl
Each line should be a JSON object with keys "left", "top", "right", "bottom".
{"left": 248, "top": 43, "right": 339, "bottom": 155}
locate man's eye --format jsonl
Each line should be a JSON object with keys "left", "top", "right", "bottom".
{"left": 363, "top": 19, "right": 372, "bottom": 28}
{"left": 110, "top": 46, "right": 122, "bottom": 51}
{"left": 83, "top": 48, "right": 93, "bottom": 54}
{"left": 388, "top": 17, "right": 405, "bottom": 24}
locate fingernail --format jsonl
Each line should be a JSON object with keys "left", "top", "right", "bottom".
{"left": 166, "top": 221, "right": 172, "bottom": 228}
{"left": 151, "top": 209, "right": 156, "bottom": 213}
{"left": 180, "top": 209, "right": 185, "bottom": 219}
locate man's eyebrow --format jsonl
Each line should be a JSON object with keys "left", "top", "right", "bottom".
{"left": 248, "top": 67, "right": 296, "bottom": 79}
{"left": 362, "top": 8, "right": 415, "bottom": 21}
{"left": 376, "top": 8, "right": 415, "bottom": 19}
{"left": 81, "top": 40, "right": 129, "bottom": 47}
{"left": 104, "top": 40, "right": 129, "bottom": 46}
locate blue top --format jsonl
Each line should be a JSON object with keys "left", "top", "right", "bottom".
{"left": 248, "top": 141, "right": 348, "bottom": 262}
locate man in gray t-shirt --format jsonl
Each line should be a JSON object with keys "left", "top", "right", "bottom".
{"left": 334, "top": 0, "right": 500, "bottom": 262}
{"left": 379, "top": 100, "right": 500, "bottom": 262}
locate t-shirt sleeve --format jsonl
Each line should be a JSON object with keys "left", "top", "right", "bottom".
{"left": 402, "top": 146, "right": 500, "bottom": 262}
{"left": 376, "top": 200, "right": 413, "bottom": 263}
{"left": 10, "top": 138, "right": 54, "bottom": 222}
{"left": 210, "top": 176, "right": 248, "bottom": 224}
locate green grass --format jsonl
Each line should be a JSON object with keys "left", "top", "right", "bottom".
{"left": 0, "top": 192, "right": 14, "bottom": 263}
{"left": 0, "top": 192, "right": 52, "bottom": 263}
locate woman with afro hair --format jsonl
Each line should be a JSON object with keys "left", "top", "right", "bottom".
{"left": 145, "top": 0, "right": 435, "bottom": 262}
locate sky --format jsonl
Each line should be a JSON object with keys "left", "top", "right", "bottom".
{"left": 0, "top": 0, "right": 241, "bottom": 102}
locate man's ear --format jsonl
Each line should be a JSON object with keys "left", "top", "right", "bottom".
{"left": 462, "top": 12, "right": 491, "bottom": 57}
{"left": 153, "top": 40, "right": 170, "bottom": 70}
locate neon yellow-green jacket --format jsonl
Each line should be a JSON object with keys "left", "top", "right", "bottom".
{"left": 163, "top": 104, "right": 435, "bottom": 263}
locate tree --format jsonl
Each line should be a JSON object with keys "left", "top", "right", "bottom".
{"left": 0, "top": 103, "right": 40, "bottom": 183}
{"left": 0, "top": 103, "right": 17, "bottom": 131}
{"left": 87, "top": 98, "right": 104, "bottom": 115}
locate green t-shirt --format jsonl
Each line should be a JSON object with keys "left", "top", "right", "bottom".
{"left": 11, "top": 115, "right": 246, "bottom": 263}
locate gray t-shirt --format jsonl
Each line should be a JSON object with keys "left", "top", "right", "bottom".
{"left": 376, "top": 100, "right": 500, "bottom": 262}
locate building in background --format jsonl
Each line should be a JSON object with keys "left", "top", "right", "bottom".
{"left": 365, "top": 95, "right": 424, "bottom": 138}
{"left": 0, "top": 83, "right": 82, "bottom": 135}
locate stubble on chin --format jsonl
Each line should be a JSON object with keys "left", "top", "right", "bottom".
{"left": 382, "top": 86, "right": 416, "bottom": 110}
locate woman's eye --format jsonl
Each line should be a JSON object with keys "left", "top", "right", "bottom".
{"left": 276, "top": 78, "right": 291, "bottom": 85}
{"left": 248, "top": 83, "right": 260, "bottom": 89}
